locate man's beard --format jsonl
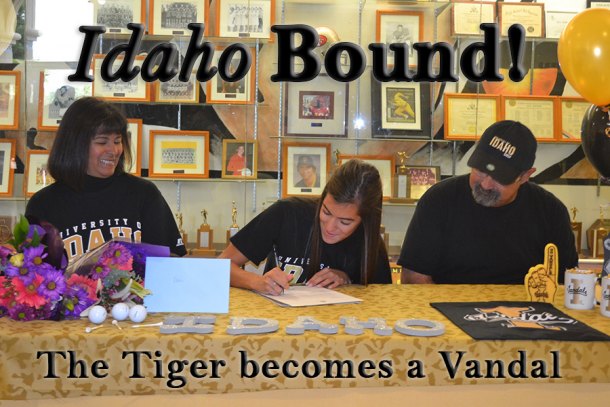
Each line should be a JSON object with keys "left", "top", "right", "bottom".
{"left": 472, "top": 182, "right": 500, "bottom": 207}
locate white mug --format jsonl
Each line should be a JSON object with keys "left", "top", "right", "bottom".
{"left": 600, "top": 276, "right": 610, "bottom": 318}
{"left": 564, "top": 269, "right": 597, "bottom": 310}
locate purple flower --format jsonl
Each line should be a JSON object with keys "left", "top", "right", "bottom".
{"left": 90, "top": 263, "right": 111, "bottom": 281}
{"left": 0, "top": 245, "right": 13, "bottom": 260}
{"left": 8, "top": 303, "right": 37, "bottom": 321}
{"left": 4, "top": 264, "right": 35, "bottom": 284}
{"left": 62, "top": 286, "right": 95, "bottom": 318}
{"left": 23, "top": 245, "right": 47, "bottom": 267}
{"left": 38, "top": 269, "right": 66, "bottom": 302}
{"left": 102, "top": 242, "right": 132, "bottom": 267}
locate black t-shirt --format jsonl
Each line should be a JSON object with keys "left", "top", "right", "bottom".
{"left": 231, "top": 197, "right": 391, "bottom": 284}
{"left": 25, "top": 173, "right": 187, "bottom": 261}
{"left": 398, "top": 175, "right": 578, "bottom": 284}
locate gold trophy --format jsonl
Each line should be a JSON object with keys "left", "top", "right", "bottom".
{"left": 570, "top": 206, "right": 582, "bottom": 254}
{"left": 226, "top": 201, "right": 240, "bottom": 245}
{"left": 192, "top": 209, "right": 215, "bottom": 257}
{"left": 588, "top": 205, "right": 610, "bottom": 258}
{"left": 175, "top": 212, "right": 188, "bottom": 248}
{"left": 392, "top": 151, "right": 409, "bottom": 202}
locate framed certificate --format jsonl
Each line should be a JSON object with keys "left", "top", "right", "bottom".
{"left": 154, "top": 71, "right": 200, "bottom": 104}
{"left": 499, "top": 2, "right": 545, "bottom": 38}
{"left": 501, "top": 95, "right": 556, "bottom": 141}
{"left": 0, "top": 71, "right": 20, "bottom": 131}
{"left": 444, "top": 93, "right": 500, "bottom": 141}
{"left": 216, "top": 0, "right": 275, "bottom": 40}
{"left": 206, "top": 47, "right": 255, "bottom": 104}
{"left": 545, "top": 10, "right": 577, "bottom": 39}
{"left": 282, "top": 142, "right": 330, "bottom": 198}
{"left": 588, "top": 1, "right": 610, "bottom": 9}
{"left": 150, "top": 0, "right": 208, "bottom": 36}
{"left": 0, "top": 138, "right": 16, "bottom": 197}
{"left": 559, "top": 97, "right": 591, "bottom": 142}
{"left": 284, "top": 75, "right": 348, "bottom": 138}
{"left": 371, "top": 75, "right": 431, "bottom": 139}
{"left": 92, "top": 0, "right": 146, "bottom": 34}
{"left": 25, "top": 150, "right": 54, "bottom": 197}
{"left": 451, "top": 1, "right": 496, "bottom": 36}
{"left": 38, "top": 70, "right": 92, "bottom": 131}
{"left": 92, "top": 55, "right": 151, "bottom": 102}
{"left": 149, "top": 130, "right": 209, "bottom": 179}
{"left": 376, "top": 10, "right": 424, "bottom": 67}
{"left": 127, "top": 118, "right": 142, "bottom": 176}
{"left": 337, "top": 155, "right": 394, "bottom": 200}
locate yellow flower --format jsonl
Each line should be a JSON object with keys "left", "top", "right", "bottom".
{"left": 9, "top": 253, "right": 24, "bottom": 267}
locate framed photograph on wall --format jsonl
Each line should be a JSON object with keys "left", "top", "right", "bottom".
{"left": 216, "top": 0, "right": 275, "bottom": 40}
{"left": 0, "top": 71, "right": 20, "bottom": 131}
{"left": 444, "top": 93, "right": 500, "bottom": 140}
{"left": 92, "top": 0, "right": 146, "bottom": 34}
{"left": 150, "top": 0, "right": 208, "bottom": 36}
{"left": 405, "top": 166, "right": 440, "bottom": 200}
{"left": 25, "top": 150, "right": 54, "bottom": 197}
{"left": 92, "top": 54, "right": 151, "bottom": 102}
{"left": 0, "top": 139, "right": 16, "bottom": 197}
{"left": 501, "top": 95, "right": 556, "bottom": 141}
{"left": 154, "top": 71, "right": 200, "bottom": 104}
{"left": 149, "top": 130, "right": 209, "bottom": 179}
{"left": 282, "top": 142, "right": 330, "bottom": 198}
{"left": 206, "top": 47, "right": 256, "bottom": 104}
{"left": 371, "top": 76, "right": 431, "bottom": 139}
{"left": 338, "top": 155, "right": 394, "bottom": 200}
{"left": 38, "top": 70, "right": 92, "bottom": 131}
{"left": 376, "top": 10, "right": 424, "bottom": 67}
{"left": 127, "top": 118, "right": 142, "bottom": 176}
{"left": 284, "top": 75, "right": 348, "bottom": 137}
{"left": 221, "top": 139, "right": 258, "bottom": 179}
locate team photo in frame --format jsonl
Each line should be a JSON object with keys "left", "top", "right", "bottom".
{"left": 149, "top": 0, "right": 208, "bottom": 36}
{"left": 216, "top": 0, "right": 275, "bottom": 40}
{"left": 282, "top": 142, "right": 330, "bottom": 198}
{"left": 221, "top": 139, "right": 258, "bottom": 179}
{"left": 154, "top": 71, "right": 200, "bottom": 104}
{"left": 92, "top": 55, "right": 151, "bottom": 102}
{"left": 37, "top": 69, "right": 92, "bottom": 131}
{"left": 0, "top": 71, "right": 20, "bottom": 131}
{"left": 405, "top": 165, "right": 440, "bottom": 200}
{"left": 0, "top": 139, "right": 16, "bottom": 197}
{"left": 92, "top": 0, "right": 146, "bottom": 34}
{"left": 149, "top": 130, "right": 209, "bottom": 179}
{"left": 284, "top": 75, "right": 348, "bottom": 138}
{"left": 25, "top": 150, "right": 54, "bottom": 197}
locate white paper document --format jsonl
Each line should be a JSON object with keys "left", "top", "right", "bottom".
{"left": 260, "top": 286, "right": 362, "bottom": 307}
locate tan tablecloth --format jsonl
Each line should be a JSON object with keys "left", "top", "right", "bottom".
{"left": 1, "top": 285, "right": 609, "bottom": 400}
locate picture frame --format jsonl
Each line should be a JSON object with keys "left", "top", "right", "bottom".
{"left": 545, "top": 10, "right": 578, "bottom": 40}
{"left": 501, "top": 95, "right": 556, "bottom": 141}
{"left": 0, "top": 71, "right": 20, "bottom": 131}
{"left": 37, "top": 70, "right": 92, "bottom": 131}
{"left": 92, "top": 54, "right": 151, "bottom": 102}
{"left": 0, "top": 138, "right": 16, "bottom": 197}
{"left": 149, "top": 130, "right": 209, "bottom": 179}
{"left": 92, "top": 0, "right": 146, "bottom": 34}
{"left": 405, "top": 166, "right": 440, "bottom": 200}
{"left": 451, "top": 1, "right": 496, "bottom": 36}
{"left": 282, "top": 142, "right": 330, "bottom": 198}
{"left": 150, "top": 0, "right": 208, "bottom": 36}
{"left": 154, "top": 70, "right": 200, "bottom": 104}
{"left": 337, "top": 155, "right": 394, "bottom": 201}
{"left": 127, "top": 118, "right": 142, "bottom": 176}
{"left": 284, "top": 75, "right": 348, "bottom": 138}
{"left": 444, "top": 93, "right": 501, "bottom": 140}
{"left": 221, "top": 139, "right": 258, "bottom": 179}
{"left": 206, "top": 47, "right": 256, "bottom": 104}
{"left": 371, "top": 76, "right": 431, "bottom": 139}
{"left": 376, "top": 10, "right": 424, "bottom": 67}
{"left": 216, "top": 0, "right": 275, "bottom": 40}
{"left": 0, "top": 215, "right": 15, "bottom": 244}
{"left": 25, "top": 150, "right": 54, "bottom": 197}
{"left": 559, "top": 97, "right": 591, "bottom": 142}
{"left": 587, "top": 1, "right": 610, "bottom": 9}
{"left": 498, "top": 2, "right": 545, "bottom": 38}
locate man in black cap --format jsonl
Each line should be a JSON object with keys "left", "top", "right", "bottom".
{"left": 295, "top": 155, "right": 319, "bottom": 188}
{"left": 398, "top": 120, "right": 578, "bottom": 284}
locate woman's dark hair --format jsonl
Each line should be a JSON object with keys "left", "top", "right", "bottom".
{"left": 47, "top": 97, "right": 131, "bottom": 191}
{"left": 307, "top": 159, "right": 386, "bottom": 285}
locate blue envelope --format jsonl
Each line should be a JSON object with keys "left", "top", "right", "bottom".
{"left": 143, "top": 257, "right": 230, "bottom": 313}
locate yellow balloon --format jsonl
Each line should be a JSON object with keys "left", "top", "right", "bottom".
{"left": 558, "top": 8, "right": 610, "bottom": 107}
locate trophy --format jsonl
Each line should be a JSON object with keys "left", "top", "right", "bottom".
{"left": 192, "top": 209, "right": 216, "bottom": 257}
{"left": 570, "top": 206, "right": 582, "bottom": 254}
{"left": 226, "top": 201, "right": 240, "bottom": 244}
{"left": 392, "top": 151, "right": 409, "bottom": 202}
{"left": 588, "top": 205, "right": 610, "bottom": 258}
{"left": 175, "top": 212, "right": 188, "bottom": 247}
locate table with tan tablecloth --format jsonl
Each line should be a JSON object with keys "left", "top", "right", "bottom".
{"left": 1, "top": 285, "right": 609, "bottom": 401}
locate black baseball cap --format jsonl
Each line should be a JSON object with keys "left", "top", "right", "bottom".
{"left": 467, "top": 120, "right": 537, "bottom": 185}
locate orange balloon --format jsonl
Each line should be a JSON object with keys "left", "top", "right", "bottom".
{"left": 558, "top": 8, "right": 610, "bottom": 107}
